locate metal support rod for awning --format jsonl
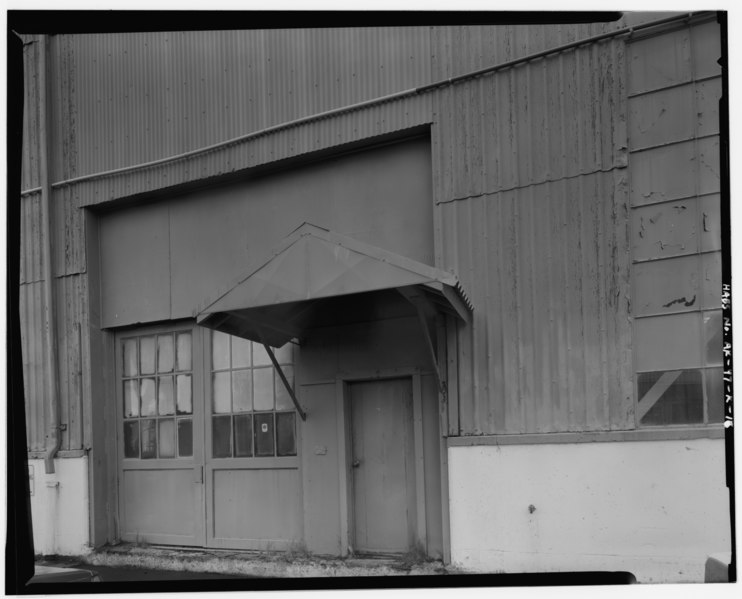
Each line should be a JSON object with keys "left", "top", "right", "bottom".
{"left": 397, "top": 287, "right": 447, "bottom": 398}
{"left": 262, "top": 343, "right": 307, "bottom": 421}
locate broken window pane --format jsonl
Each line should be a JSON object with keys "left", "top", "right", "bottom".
{"left": 124, "top": 380, "right": 139, "bottom": 417}
{"left": 276, "top": 412, "right": 296, "bottom": 456}
{"left": 123, "top": 421, "right": 139, "bottom": 458}
{"left": 253, "top": 368, "right": 274, "bottom": 411}
{"left": 232, "top": 370, "right": 253, "bottom": 413}
{"left": 705, "top": 367, "right": 724, "bottom": 423}
{"left": 123, "top": 338, "right": 138, "bottom": 377}
{"left": 212, "top": 372, "right": 231, "bottom": 413}
{"left": 704, "top": 310, "right": 723, "bottom": 366}
{"left": 140, "top": 378, "right": 157, "bottom": 417}
{"left": 254, "top": 413, "right": 275, "bottom": 456}
{"left": 157, "top": 335, "right": 174, "bottom": 373}
{"left": 159, "top": 419, "right": 175, "bottom": 458}
{"left": 212, "top": 331, "right": 230, "bottom": 370}
{"left": 212, "top": 415, "right": 232, "bottom": 458}
{"left": 275, "top": 365, "right": 294, "bottom": 411}
{"left": 176, "top": 332, "right": 192, "bottom": 371}
{"left": 178, "top": 418, "right": 193, "bottom": 457}
{"left": 176, "top": 374, "right": 192, "bottom": 415}
{"left": 140, "top": 419, "right": 157, "bottom": 459}
{"left": 140, "top": 336, "right": 156, "bottom": 375}
{"left": 234, "top": 414, "right": 253, "bottom": 457}
{"left": 158, "top": 376, "right": 175, "bottom": 415}
{"left": 638, "top": 369, "right": 704, "bottom": 426}
{"left": 232, "top": 336, "right": 251, "bottom": 369}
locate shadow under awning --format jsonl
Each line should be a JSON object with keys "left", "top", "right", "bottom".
{"left": 196, "top": 223, "right": 472, "bottom": 347}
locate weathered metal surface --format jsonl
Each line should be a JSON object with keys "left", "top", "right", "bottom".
{"left": 431, "top": 35, "right": 627, "bottom": 205}
{"left": 20, "top": 194, "right": 44, "bottom": 284}
{"left": 440, "top": 170, "right": 633, "bottom": 435}
{"left": 99, "top": 137, "right": 435, "bottom": 328}
{"left": 52, "top": 28, "right": 431, "bottom": 207}
{"left": 20, "top": 281, "right": 48, "bottom": 452}
{"left": 22, "top": 38, "right": 42, "bottom": 192}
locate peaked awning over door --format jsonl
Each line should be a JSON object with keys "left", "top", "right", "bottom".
{"left": 196, "top": 223, "right": 472, "bottom": 347}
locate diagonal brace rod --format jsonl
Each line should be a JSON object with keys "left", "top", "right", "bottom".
{"left": 262, "top": 343, "right": 307, "bottom": 421}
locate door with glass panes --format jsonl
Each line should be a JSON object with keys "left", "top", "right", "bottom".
{"left": 116, "top": 323, "right": 206, "bottom": 546}
{"left": 204, "top": 330, "right": 301, "bottom": 550}
{"left": 116, "top": 325, "right": 300, "bottom": 549}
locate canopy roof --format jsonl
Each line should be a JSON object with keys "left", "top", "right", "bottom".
{"left": 196, "top": 223, "right": 472, "bottom": 347}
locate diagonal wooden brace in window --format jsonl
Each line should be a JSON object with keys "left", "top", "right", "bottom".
{"left": 262, "top": 342, "right": 307, "bottom": 421}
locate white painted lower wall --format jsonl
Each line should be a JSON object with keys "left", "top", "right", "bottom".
{"left": 28, "top": 456, "right": 91, "bottom": 556}
{"left": 448, "top": 438, "right": 730, "bottom": 583}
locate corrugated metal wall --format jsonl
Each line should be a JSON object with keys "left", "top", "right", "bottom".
{"left": 432, "top": 31, "right": 633, "bottom": 434}
{"left": 19, "top": 16, "right": 719, "bottom": 447}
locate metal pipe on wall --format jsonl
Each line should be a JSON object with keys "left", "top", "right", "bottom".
{"left": 39, "top": 34, "right": 62, "bottom": 474}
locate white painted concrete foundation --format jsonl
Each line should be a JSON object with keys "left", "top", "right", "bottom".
{"left": 448, "top": 438, "right": 730, "bottom": 583}
{"left": 28, "top": 456, "right": 91, "bottom": 556}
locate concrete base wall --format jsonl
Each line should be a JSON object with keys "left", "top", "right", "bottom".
{"left": 448, "top": 438, "right": 730, "bottom": 583}
{"left": 29, "top": 457, "right": 90, "bottom": 556}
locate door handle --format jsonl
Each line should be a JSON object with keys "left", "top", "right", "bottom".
{"left": 352, "top": 459, "right": 361, "bottom": 468}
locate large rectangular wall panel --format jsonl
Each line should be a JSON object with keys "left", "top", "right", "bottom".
{"left": 441, "top": 170, "right": 632, "bottom": 435}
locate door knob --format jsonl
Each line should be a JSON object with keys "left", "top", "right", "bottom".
{"left": 352, "top": 459, "right": 361, "bottom": 468}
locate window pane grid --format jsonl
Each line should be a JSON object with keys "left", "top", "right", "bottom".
{"left": 121, "top": 331, "right": 193, "bottom": 460}
{"left": 211, "top": 333, "right": 296, "bottom": 458}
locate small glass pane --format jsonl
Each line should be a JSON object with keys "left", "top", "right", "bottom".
{"left": 273, "top": 343, "right": 293, "bottom": 365}
{"left": 157, "top": 335, "right": 174, "bottom": 373}
{"left": 706, "top": 368, "right": 724, "bottom": 423}
{"left": 276, "top": 412, "right": 297, "bottom": 456}
{"left": 253, "top": 368, "right": 274, "bottom": 411}
{"left": 176, "top": 333, "right": 192, "bottom": 371}
{"left": 704, "top": 311, "right": 723, "bottom": 366}
{"left": 254, "top": 413, "right": 275, "bottom": 456}
{"left": 275, "top": 365, "right": 294, "bottom": 411}
{"left": 638, "top": 370, "right": 704, "bottom": 426}
{"left": 123, "top": 338, "right": 138, "bottom": 376}
{"left": 176, "top": 374, "right": 192, "bottom": 415}
{"left": 140, "top": 419, "right": 157, "bottom": 459}
{"left": 178, "top": 418, "right": 193, "bottom": 457}
{"left": 140, "top": 336, "right": 156, "bottom": 375}
{"left": 212, "top": 331, "right": 230, "bottom": 370}
{"left": 212, "top": 415, "right": 232, "bottom": 458}
{"left": 123, "top": 421, "right": 139, "bottom": 458}
{"left": 212, "top": 372, "right": 231, "bottom": 413}
{"left": 158, "top": 376, "right": 175, "bottom": 415}
{"left": 232, "top": 336, "right": 251, "bottom": 369}
{"left": 159, "top": 419, "right": 175, "bottom": 458}
{"left": 140, "top": 378, "right": 156, "bottom": 416}
{"left": 234, "top": 414, "right": 253, "bottom": 457}
{"left": 252, "top": 343, "right": 273, "bottom": 366}
{"left": 123, "top": 380, "right": 139, "bottom": 417}
{"left": 232, "top": 370, "right": 253, "bottom": 413}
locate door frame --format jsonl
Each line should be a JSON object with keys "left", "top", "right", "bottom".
{"left": 114, "top": 320, "right": 206, "bottom": 547}
{"left": 335, "top": 367, "right": 430, "bottom": 556}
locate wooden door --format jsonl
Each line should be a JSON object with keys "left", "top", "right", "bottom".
{"left": 116, "top": 325, "right": 205, "bottom": 546}
{"left": 350, "top": 378, "right": 415, "bottom": 554}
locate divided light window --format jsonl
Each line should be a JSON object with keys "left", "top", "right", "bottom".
{"left": 121, "top": 331, "right": 194, "bottom": 459}
{"left": 210, "top": 331, "right": 297, "bottom": 458}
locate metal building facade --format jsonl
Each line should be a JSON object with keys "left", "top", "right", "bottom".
{"left": 17, "top": 14, "right": 729, "bottom": 579}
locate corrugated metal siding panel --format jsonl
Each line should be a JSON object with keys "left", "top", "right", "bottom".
{"left": 75, "top": 92, "right": 432, "bottom": 207}
{"left": 20, "top": 282, "right": 48, "bottom": 452}
{"left": 21, "top": 39, "right": 41, "bottom": 192}
{"left": 442, "top": 170, "right": 633, "bottom": 435}
{"left": 55, "top": 274, "right": 89, "bottom": 451}
{"left": 431, "top": 36, "right": 627, "bottom": 204}
{"left": 52, "top": 187, "right": 86, "bottom": 277}
{"left": 69, "top": 28, "right": 431, "bottom": 179}
{"left": 20, "top": 193, "right": 44, "bottom": 284}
